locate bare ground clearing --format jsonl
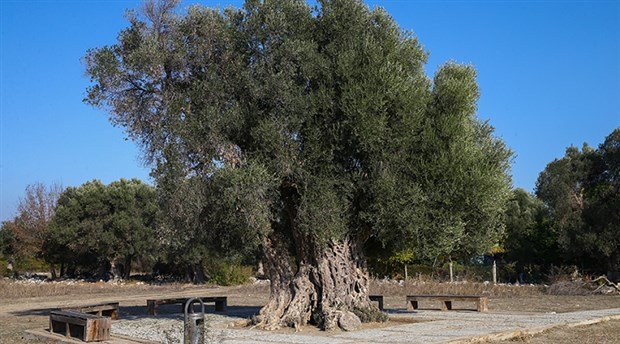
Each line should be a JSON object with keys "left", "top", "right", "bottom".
{"left": 1, "top": 279, "right": 619, "bottom": 343}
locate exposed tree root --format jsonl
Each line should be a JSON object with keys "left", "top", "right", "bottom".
{"left": 253, "top": 236, "right": 386, "bottom": 331}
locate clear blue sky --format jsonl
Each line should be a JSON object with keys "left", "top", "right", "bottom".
{"left": 1, "top": 0, "right": 619, "bottom": 221}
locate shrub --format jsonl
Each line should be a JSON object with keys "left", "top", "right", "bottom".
{"left": 204, "top": 259, "right": 253, "bottom": 286}
{"left": 0, "top": 257, "right": 9, "bottom": 277}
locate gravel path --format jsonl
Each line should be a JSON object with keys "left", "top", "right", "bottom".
{"left": 111, "top": 308, "right": 620, "bottom": 343}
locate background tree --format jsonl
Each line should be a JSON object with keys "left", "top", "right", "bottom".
{"left": 84, "top": 0, "right": 512, "bottom": 330}
{"left": 47, "top": 179, "right": 159, "bottom": 279}
{"left": 536, "top": 128, "right": 620, "bottom": 276}
{"left": 584, "top": 129, "right": 620, "bottom": 276}
{"left": 502, "top": 188, "right": 558, "bottom": 281}
{"left": 4, "top": 183, "right": 62, "bottom": 278}
{"left": 0, "top": 223, "right": 16, "bottom": 259}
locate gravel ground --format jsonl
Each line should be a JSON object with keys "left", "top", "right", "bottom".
{"left": 111, "top": 308, "right": 620, "bottom": 344}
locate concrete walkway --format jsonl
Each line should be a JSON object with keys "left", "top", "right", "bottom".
{"left": 111, "top": 308, "right": 620, "bottom": 343}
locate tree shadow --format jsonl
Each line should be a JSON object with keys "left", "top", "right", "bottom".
{"left": 10, "top": 304, "right": 261, "bottom": 321}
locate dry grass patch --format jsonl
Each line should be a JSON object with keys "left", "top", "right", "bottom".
{"left": 496, "top": 318, "right": 620, "bottom": 343}
{"left": 0, "top": 278, "right": 210, "bottom": 300}
{"left": 370, "top": 279, "right": 545, "bottom": 298}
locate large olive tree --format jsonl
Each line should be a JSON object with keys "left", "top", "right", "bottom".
{"left": 85, "top": 0, "right": 511, "bottom": 330}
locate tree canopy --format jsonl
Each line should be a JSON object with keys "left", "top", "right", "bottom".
{"left": 502, "top": 188, "right": 558, "bottom": 279}
{"left": 46, "top": 179, "right": 159, "bottom": 279}
{"left": 536, "top": 128, "right": 620, "bottom": 274}
{"left": 85, "top": 0, "right": 512, "bottom": 329}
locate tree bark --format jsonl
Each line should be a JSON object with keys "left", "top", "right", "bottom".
{"left": 193, "top": 261, "right": 206, "bottom": 284}
{"left": 108, "top": 259, "right": 121, "bottom": 281}
{"left": 123, "top": 256, "right": 132, "bottom": 280}
{"left": 254, "top": 236, "right": 384, "bottom": 331}
{"left": 49, "top": 264, "right": 57, "bottom": 280}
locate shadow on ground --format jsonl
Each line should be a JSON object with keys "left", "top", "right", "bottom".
{"left": 9, "top": 304, "right": 260, "bottom": 321}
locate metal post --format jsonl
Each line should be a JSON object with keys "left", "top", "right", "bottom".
{"left": 449, "top": 262, "right": 453, "bottom": 283}
{"left": 492, "top": 260, "right": 497, "bottom": 285}
{"left": 184, "top": 298, "right": 205, "bottom": 344}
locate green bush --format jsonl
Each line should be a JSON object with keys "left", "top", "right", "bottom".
{"left": 15, "top": 256, "right": 49, "bottom": 273}
{"left": 204, "top": 259, "right": 253, "bottom": 286}
{"left": 0, "top": 257, "right": 9, "bottom": 277}
{"left": 0, "top": 255, "right": 49, "bottom": 277}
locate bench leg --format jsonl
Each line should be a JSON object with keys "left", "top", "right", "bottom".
{"left": 215, "top": 300, "right": 226, "bottom": 312}
{"left": 102, "top": 309, "right": 118, "bottom": 319}
{"left": 441, "top": 301, "right": 452, "bottom": 311}
{"left": 50, "top": 319, "right": 64, "bottom": 336}
{"left": 147, "top": 300, "right": 157, "bottom": 316}
{"left": 407, "top": 300, "right": 418, "bottom": 311}
{"left": 377, "top": 299, "right": 384, "bottom": 311}
{"left": 477, "top": 298, "right": 488, "bottom": 312}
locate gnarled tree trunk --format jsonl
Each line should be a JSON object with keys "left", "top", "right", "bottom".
{"left": 254, "top": 235, "right": 384, "bottom": 331}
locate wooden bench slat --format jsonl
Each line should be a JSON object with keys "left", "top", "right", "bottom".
{"left": 51, "top": 311, "right": 100, "bottom": 320}
{"left": 50, "top": 314, "right": 88, "bottom": 326}
{"left": 406, "top": 295, "right": 488, "bottom": 312}
{"left": 407, "top": 295, "right": 482, "bottom": 299}
{"left": 64, "top": 303, "right": 118, "bottom": 312}
{"left": 147, "top": 296, "right": 227, "bottom": 315}
{"left": 62, "top": 302, "right": 120, "bottom": 320}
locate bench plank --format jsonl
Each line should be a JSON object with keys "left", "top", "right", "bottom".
{"left": 147, "top": 296, "right": 227, "bottom": 315}
{"left": 406, "top": 295, "right": 488, "bottom": 312}
{"left": 62, "top": 302, "right": 119, "bottom": 320}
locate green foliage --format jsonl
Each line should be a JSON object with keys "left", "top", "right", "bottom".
{"left": 503, "top": 188, "right": 559, "bottom": 272}
{"left": 0, "top": 258, "right": 8, "bottom": 277}
{"left": 204, "top": 259, "right": 254, "bottom": 286}
{"left": 46, "top": 178, "right": 159, "bottom": 278}
{"left": 536, "top": 128, "right": 620, "bottom": 274}
{"left": 0, "top": 224, "right": 16, "bottom": 258}
{"left": 84, "top": 0, "right": 512, "bottom": 274}
{"left": 14, "top": 256, "right": 49, "bottom": 273}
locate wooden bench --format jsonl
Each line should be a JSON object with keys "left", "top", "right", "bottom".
{"left": 369, "top": 295, "right": 384, "bottom": 310}
{"left": 49, "top": 311, "right": 111, "bottom": 342}
{"left": 147, "top": 296, "right": 227, "bottom": 315}
{"left": 62, "top": 302, "right": 120, "bottom": 320}
{"left": 406, "top": 295, "right": 488, "bottom": 312}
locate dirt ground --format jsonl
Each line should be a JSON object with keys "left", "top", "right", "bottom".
{"left": 496, "top": 319, "right": 620, "bottom": 343}
{"left": 0, "top": 280, "right": 619, "bottom": 344}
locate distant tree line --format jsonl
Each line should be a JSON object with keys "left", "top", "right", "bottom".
{"left": 502, "top": 128, "right": 619, "bottom": 281}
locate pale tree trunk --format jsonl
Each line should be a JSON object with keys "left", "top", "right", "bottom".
{"left": 254, "top": 235, "right": 385, "bottom": 331}
{"left": 109, "top": 259, "right": 121, "bottom": 281}
{"left": 256, "top": 260, "right": 266, "bottom": 279}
